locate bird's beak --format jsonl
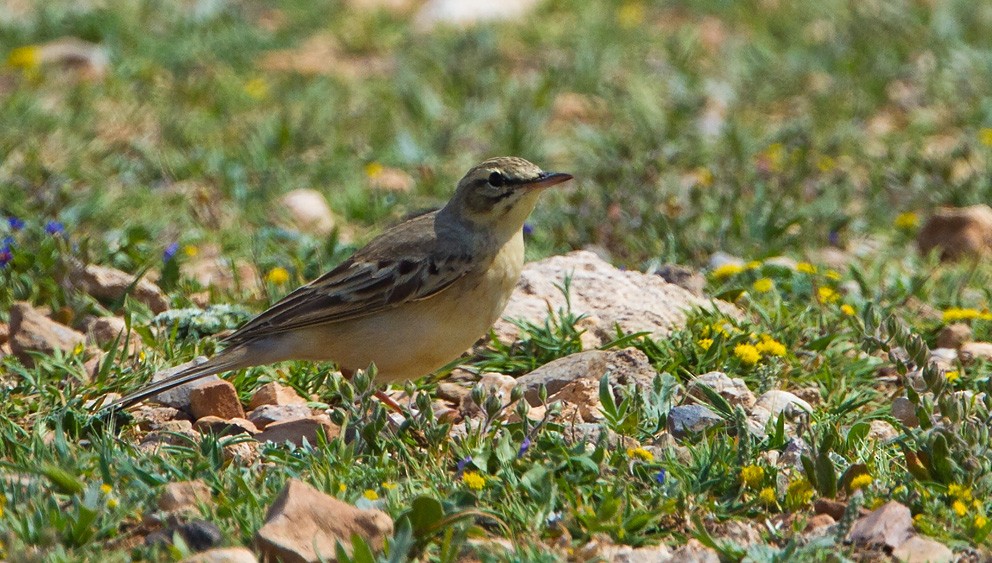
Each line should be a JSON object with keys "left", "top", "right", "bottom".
{"left": 522, "top": 171, "right": 573, "bottom": 190}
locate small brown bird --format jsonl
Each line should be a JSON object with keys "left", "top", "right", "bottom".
{"left": 107, "top": 157, "right": 572, "bottom": 411}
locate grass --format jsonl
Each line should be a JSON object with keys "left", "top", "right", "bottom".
{"left": 2, "top": 0, "right": 992, "bottom": 560}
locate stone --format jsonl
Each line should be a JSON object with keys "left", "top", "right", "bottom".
{"left": 687, "top": 371, "right": 756, "bottom": 408}
{"left": 654, "top": 264, "right": 706, "bottom": 297}
{"left": 753, "top": 390, "right": 813, "bottom": 417}
{"left": 84, "top": 315, "right": 142, "bottom": 356}
{"left": 0, "top": 322, "right": 9, "bottom": 345}
{"left": 669, "top": 539, "right": 719, "bottom": 563}
{"left": 936, "top": 323, "right": 972, "bottom": 349}
{"left": 461, "top": 373, "right": 518, "bottom": 417}
{"left": 33, "top": 37, "right": 109, "bottom": 80}
{"left": 805, "top": 514, "right": 836, "bottom": 533}
{"left": 494, "top": 251, "right": 738, "bottom": 345}
{"left": 223, "top": 441, "right": 262, "bottom": 465}
{"left": 576, "top": 538, "right": 673, "bottom": 562}
{"left": 139, "top": 420, "right": 200, "bottom": 449}
{"left": 146, "top": 520, "right": 222, "bottom": 552}
{"left": 190, "top": 380, "right": 246, "bottom": 420}
{"left": 867, "top": 420, "right": 898, "bottom": 442}
{"left": 917, "top": 204, "right": 992, "bottom": 261}
{"left": 848, "top": 501, "right": 914, "bottom": 549}
{"left": 181, "top": 547, "right": 258, "bottom": 563}
{"left": 891, "top": 535, "right": 954, "bottom": 563}
{"left": 194, "top": 416, "right": 258, "bottom": 436}
{"left": 549, "top": 378, "right": 603, "bottom": 423}
{"left": 255, "top": 479, "right": 393, "bottom": 562}
{"left": 892, "top": 397, "right": 920, "bottom": 428}
{"left": 256, "top": 416, "right": 340, "bottom": 447}
{"left": 561, "top": 423, "right": 637, "bottom": 450}
{"left": 158, "top": 480, "right": 213, "bottom": 513}
{"left": 8, "top": 302, "right": 86, "bottom": 365}
{"left": 74, "top": 263, "right": 169, "bottom": 313}
{"left": 436, "top": 381, "right": 471, "bottom": 405}
{"left": 146, "top": 357, "right": 220, "bottom": 411}
{"left": 366, "top": 166, "right": 414, "bottom": 193}
{"left": 248, "top": 382, "right": 308, "bottom": 410}
{"left": 960, "top": 341, "right": 992, "bottom": 363}
{"left": 277, "top": 189, "right": 335, "bottom": 235}
{"left": 132, "top": 406, "right": 191, "bottom": 431}
{"left": 515, "top": 348, "right": 658, "bottom": 406}
{"left": 247, "top": 404, "right": 313, "bottom": 430}
{"left": 814, "top": 498, "right": 847, "bottom": 520}
{"left": 414, "top": 0, "right": 540, "bottom": 30}
{"left": 185, "top": 244, "right": 260, "bottom": 293}
{"left": 668, "top": 404, "right": 722, "bottom": 439}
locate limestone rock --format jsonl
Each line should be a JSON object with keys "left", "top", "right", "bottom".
{"left": 247, "top": 404, "right": 313, "bottom": 430}
{"left": 181, "top": 547, "right": 258, "bottom": 563}
{"left": 961, "top": 341, "right": 992, "bottom": 363}
{"left": 190, "top": 380, "right": 245, "bottom": 420}
{"left": 515, "top": 348, "right": 658, "bottom": 406}
{"left": 139, "top": 420, "right": 200, "bottom": 449}
{"left": 277, "top": 189, "right": 335, "bottom": 235}
{"left": 668, "top": 404, "right": 722, "bottom": 439}
{"left": 8, "top": 302, "right": 86, "bottom": 365}
{"left": 158, "top": 480, "right": 213, "bottom": 513}
{"left": 936, "top": 323, "right": 972, "bottom": 349}
{"left": 85, "top": 315, "right": 143, "bottom": 356}
{"left": 549, "top": 378, "right": 603, "bottom": 423}
{"left": 494, "top": 251, "right": 737, "bottom": 345}
{"left": 654, "top": 263, "right": 706, "bottom": 297}
{"left": 668, "top": 539, "right": 720, "bottom": 563}
{"left": 891, "top": 535, "right": 954, "bottom": 563}
{"left": 687, "top": 371, "right": 756, "bottom": 408}
{"left": 256, "top": 416, "right": 339, "bottom": 447}
{"left": 848, "top": 501, "right": 914, "bottom": 549}
{"left": 917, "top": 204, "right": 992, "bottom": 261}
{"left": 255, "top": 479, "right": 393, "bottom": 562}
{"left": 414, "top": 0, "right": 540, "bottom": 30}
{"left": 146, "top": 357, "right": 220, "bottom": 411}
{"left": 74, "top": 263, "right": 169, "bottom": 313}
{"left": 248, "top": 382, "right": 308, "bottom": 410}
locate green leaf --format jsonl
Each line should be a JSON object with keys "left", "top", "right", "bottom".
{"left": 40, "top": 464, "right": 85, "bottom": 495}
{"left": 406, "top": 496, "right": 444, "bottom": 537}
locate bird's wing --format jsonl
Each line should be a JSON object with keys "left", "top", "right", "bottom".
{"left": 222, "top": 212, "right": 475, "bottom": 345}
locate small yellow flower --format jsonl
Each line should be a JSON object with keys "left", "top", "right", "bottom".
{"left": 73, "top": 342, "right": 85, "bottom": 355}
{"left": 953, "top": 500, "right": 968, "bottom": 516}
{"left": 244, "top": 77, "right": 269, "bottom": 100}
{"left": 752, "top": 278, "right": 774, "bottom": 293}
{"left": 617, "top": 1, "right": 646, "bottom": 28}
{"left": 710, "top": 321, "right": 732, "bottom": 337}
{"left": 975, "top": 515, "right": 988, "bottom": 529}
{"left": 755, "top": 338, "right": 786, "bottom": 357}
{"left": 462, "top": 471, "right": 486, "bottom": 491}
{"left": 7, "top": 45, "right": 40, "bottom": 69}
{"left": 382, "top": 481, "right": 397, "bottom": 491}
{"left": 740, "top": 465, "right": 765, "bottom": 488}
{"left": 138, "top": 350, "right": 147, "bottom": 362}
{"left": 759, "top": 487, "right": 777, "bottom": 506}
{"left": 266, "top": 266, "right": 290, "bottom": 285}
{"left": 693, "top": 167, "right": 714, "bottom": 188}
{"left": 786, "top": 479, "right": 815, "bottom": 506}
{"left": 980, "top": 127, "right": 992, "bottom": 147}
{"left": 697, "top": 338, "right": 714, "bottom": 351}
{"left": 100, "top": 484, "right": 113, "bottom": 495}
{"left": 948, "top": 484, "right": 973, "bottom": 503}
{"left": 945, "top": 370, "right": 960, "bottom": 383}
{"left": 941, "top": 307, "right": 992, "bottom": 323}
{"left": 763, "top": 143, "right": 786, "bottom": 172}
{"left": 107, "top": 497, "right": 119, "bottom": 509}
{"left": 795, "top": 262, "right": 817, "bottom": 274}
{"left": 364, "top": 162, "right": 385, "bottom": 178}
{"left": 840, "top": 304, "right": 856, "bottom": 316}
{"left": 363, "top": 489, "right": 379, "bottom": 500}
{"left": 711, "top": 263, "right": 745, "bottom": 280}
{"left": 894, "top": 212, "right": 919, "bottom": 230}
{"left": 338, "top": 483, "right": 347, "bottom": 493}
{"left": 816, "top": 155, "right": 836, "bottom": 173}
{"left": 850, "top": 474, "right": 873, "bottom": 491}
{"left": 746, "top": 260, "right": 762, "bottom": 270}
{"left": 734, "top": 343, "right": 760, "bottom": 367}
{"left": 817, "top": 286, "right": 839, "bottom": 304}
{"left": 825, "top": 269, "right": 841, "bottom": 281}
{"left": 626, "top": 447, "right": 654, "bottom": 462}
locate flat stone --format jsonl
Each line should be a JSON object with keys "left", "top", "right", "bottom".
{"left": 814, "top": 498, "right": 847, "bottom": 520}
{"left": 85, "top": 315, "right": 142, "bottom": 356}
{"left": 255, "top": 479, "right": 393, "bottom": 562}
{"left": 867, "top": 420, "right": 898, "bottom": 442}
{"left": 147, "top": 357, "right": 220, "bottom": 411}
{"left": 892, "top": 397, "right": 920, "bottom": 428}
{"left": 961, "top": 341, "right": 992, "bottom": 363}
{"left": 848, "top": 501, "right": 914, "bottom": 549}
{"left": 277, "top": 189, "right": 335, "bottom": 235}
{"left": 668, "top": 539, "right": 720, "bottom": 563}
{"left": 190, "top": 380, "right": 245, "bottom": 420}
{"left": 515, "top": 348, "right": 658, "bottom": 406}
{"left": 158, "top": 480, "right": 213, "bottom": 513}
{"left": 576, "top": 538, "right": 673, "bottom": 562}
{"left": 414, "top": 0, "right": 539, "bottom": 30}
{"left": 181, "top": 547, "right": 258, "bottom": 563}
{"left": 668, "top": 404, "right": 722, "bottom": 439}
{"left": 247, "top": 404, "right": 313, "bottom": 430}
{"left": 8, "top": 302, "right": 86, "bottom": 365}
{"left": 804, "top": 514, "right": 836, "bottom": 534}
{"left": 132, "top": 406, "right": 190, "bottom": 431}
{"left": 256, "top": 416, "right": 340, "bottom": 447}
{"left": 146, "top": 520, "right": 222, "bottom": 552}
{"left": 936, "top": 323, "right": 972, "bottom": 349}
{"left": 688, "top": 371, "right": 756, "bottom": 408}
{"left": 436, "top": 382, "right": 471, "bottom": 404}
{"left": 891, "top": 535, "right": 954, "bottom": 563}
{"left": 139, "top": 420, "right": 200, "bottom": 449}
{"left": 248, "top": 382, "right": 308, "bottom": 410}
{"left": 549, "top": 378, "right": 603, "bottom": 423}
{"left": 753, "top": 390, "right": 813, "bottom": 417}
{"left": 74, "top": 263, "right": 169, "bottom": 313}
{"left": 917, "top": 204, "right": 992, "bottom": 261}
{"left": 194, "top": 416, "right": 258, "bottom": 436}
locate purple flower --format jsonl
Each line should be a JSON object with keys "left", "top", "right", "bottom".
{"left": 655, "top": 469, "right": 666, "bottom": 485}
{"left": 7, "top": 217, "right": 24, "bottom": 231}
{"left": 522, "top": 223, "right": 534, "bottom": 236}
{"left": 517, "top": 436, "right": 532, "bottom": 458}
{"left": 45, "top": 221, "right": 64, "bottom": 236}
{"left": 0, "top": 245, "right": 12, "bottom": 267}
{"left": 163, "top": 242, "right": 180, "bottom": 261}
{"left": 456, "top": 456, "right": 472, "bottom": 473}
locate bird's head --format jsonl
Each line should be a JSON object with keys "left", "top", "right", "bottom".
{"left": 443, "top": 156, "right": 572, "bottom": 237}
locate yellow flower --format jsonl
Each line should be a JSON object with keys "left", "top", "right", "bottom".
{"left": 953, "top": 500, "right": 968, "bottom": 516}
{"left": 382, "top": 481, "right": 397, "bottom": 491}
{"left": 786, "top": 479, "right": 815, "bottom": 506}
{"left": 816, "top": 155, "right": 836, "bottom": 173}
{"left": 183, "top": 244, "right": 199, "bottom": 257}
{"left": 755, "top": 338, "right": 786, "bottom": 357}
{"left": 980, "top": 127, "right": 992, "bottom": 147}
{"left": 734, "top": 343, "right": 760, "bottom": 366}
{"left": 73, "top": 342, "right": 85, "bottom": 355}
{"left": 698, "top": 338, "right": 714, "bottom": 351}
{"left": 740, "top": 465, "right": 765, "bottom": 488}
{"left": 693, "top": 167, "right": 714, "bottom": 188}
{"left": 948, "top": 484, "right": 973, "bottom": 503}
{"left": 338, "top": 483, "right": 347, "bottom": 493}
{"left": 617, "top": 1, "right": 646, "bottom": 28}
{"left": 364, "top": 162, "right": 385, "bottom": 178}
{"left": 941, "top": 307, "right": 992, "bottom": 323}
{"left": 840, "top": 304, "right": 856, "bottom": 316}
{"left": 244, "top": 77, "right": 269, "bottom": 100}
{"left": 626, "top": 447, "right": 654, "bottom": 462}
{"left": 763, "top": 143, "right": 786, "bottom": 172}
{"left": 462, "top": 471, "right": 486, "bottom": 491}
{"left": 711, "top": 321, "right": 732, "bottom": 337}
{"left": 266, "top": 266, "right": 290, "bottom": 285}
{"left": 711, "top": 263, "right": 745, "bottom": 280}
{"left": 100, "top": 484, "right": 113, "bottom": 495}
{"left": 945, "top": 370, "right": 960, "bottom": 383}
{"left": 850, "top": 474, "right": 873, "bottom": 491}
{"left": 752, "top": 278, "right": 774, "bottom": 293}
{"left": 975, "top": 515, "right": 988, "bottom": 529}
{"left": 825, "top": 269, "right": 841, "bottom": 281}
{"left": 795, "top": 262, "right": 817, "bottom": 274}
{"left": 7, "top": 45, "right": 40, "bottom": 69}
{"left": 363, "top": 489, "right": 379, "bottom": 500}
{"left": 107, "top": 497, "right": 119, "bottom": 509}
{"left": 746, "top": 260, "right": 762, "bottom": 270}
{"left": 817, "top": 286, "right": 839, "bottom": 304}
{"left": 894, "top": 212, "right": 919, "bottom": 230}
{"left": 759, "top": 487, "right": 777, "bottom": 506}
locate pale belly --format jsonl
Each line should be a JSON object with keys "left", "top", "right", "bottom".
{"left": 289, "top": 233, "right": 524, "bottom": 383}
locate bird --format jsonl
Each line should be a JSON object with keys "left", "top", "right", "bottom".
{"left": 104, "top": 156, "right": 572, "bottom": 412}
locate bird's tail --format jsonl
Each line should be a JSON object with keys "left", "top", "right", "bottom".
{"left": 101, "top": 346, "right": 250, "bottom": 413}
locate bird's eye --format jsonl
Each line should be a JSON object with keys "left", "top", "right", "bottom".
{"left": 488, "top": 171, "right": 504, "bottom": 187}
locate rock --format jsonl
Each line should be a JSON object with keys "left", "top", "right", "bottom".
{"left": 248, "top": 382, "right": 308, "bottom": 410}
{"left": 937, "top": 323, "right": 972, "bottom": 349}
{"left": 256, "top": 416, "right": 339, "bottom": 447}
{"left": 223, "top": 441, "right": 262, "bottom": 465}
{"left": 366, "top": 166, "right": 414, "bottom": 193}
{"left": 132, "top": 406, "right": 190, "bottom": 431}
{"left": 494, "top": 251, "right": 737, "bottom": 345}
{"left": 247, "top": 404, "right": 313, "bottom": 430}
{"left": 561, "top": 423, "right": 637, "bottom": 450}
{"left": 461, "top": 373, "right": 518, "bottom": 417}
{"left": 654, "top": 264, "right": 706, "bottom": 297}
{"left": 668, "top": 404, "right": 722, "bottom": 439}
{"left": 848, "top": 501, "right": 914, "bottom": 549}
{"left": 8, "top": 302, "right": 86, "bottom": 365}
{"left": 0, "top": 322, "right": 9, "bottom": 345}
{"left": 549, "top": 378, "right": 603, "bottom": 423}
{"left": 185, "top": 244, "right": 260, "bottom": 293}
{"left": 255, "top": 479, "right": 393, "bottom": 562}
{"left": 190, "top": 380, "right": 246, "bottom": 420}
{"left": 753, "top": 390, "right": 813, "bottom": 417}
{"left": 961, "top": 341, "right": 992, "bottom": 363}
{"left": 74, "top": 263, "right": 169, "bottom": 313}
{"left": 687, "top": 371, "right": 756, "bottom": 408}
{"left": 669, "top": 539, "right": 720, "bottom": 563}
{"left": 277, "top": 189, "right": 335, "bottom": 235}
{"left": 867, "top": 420, "right": 898, "bottom": 442}
{"left": 85, "top": 315, "right": 142, "bottom": 356}
{"left": 814, "top": 498, "right": 848, "bottom": 520}
{"left": 181, "top": 547, "right": 258, "bottom": 563}
{"left": 146, "top": 520, "right": 222, "bottom": 552}
{"left": 31, "top": 37, "right": 109, "bottom": 80}
{"left": 917, "top": 204, "right": 992, "bottom": 260}
{"left": 146, "top": 357, "right": 220, "bottom": 411}
{"left": 891, "top": 535, "right": 954, "bottom": 563}
{"left": 515, "top": 348, "right": 658, "bottom": 406}
{"left": 414, "top": 0, "right": 539, "bottom": 30}
{"left": 158, "top": 480, "right": 213, "bottom": 513}
{"left": 778, "top": 438, "right": 811, "bottom": 469}
{"left": 436, "top": 381, "right": 471, "bottom": 404}
{"left": 139, "top": 420, "right": 200, "bottom": 449}
{"left": 194, "top": 416, "right": 258, "bottom": 436}
{"left": 928, "top": 348, "right": 958, "bottom": 371}
{"left": 805, "top": 514, "right": 836, "bottom": 534}
{"left": 576, "top": 538, "right": 673, "bottom": 562}
{"left": 892, "top": 397, "right": 920, "bottom": 427}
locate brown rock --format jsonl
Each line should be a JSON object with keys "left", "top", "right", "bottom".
{"left": 194, "top": 416, "right": 258, "bottom": 436}
{"left": 937, "top": 323, "right": 972, "bottom": 349}
{"left": 184, "top": 244, "right": 260, "bottom": 293}
{"left": 436, "top": 381, "right": 471, "bottom": 404}
{"left": 158, "top": 480, "right": 213, "bottom": 513}
{"left": 867, "top": 420, "right": 898, "bottom": 442}
{"left": 34, "top": 37, "right": 109, "bottom": 80}
{"left": 247, "top": 404, "right": 313, "bottom": 430}
{"left": 255, "top": 479, "right": 393, "bottom": 562}
{"left": 917, "top": 204, "right": 992, "bottom": 261}
{"left": 8, "top": 302, "right": 86, "bottom": 365}
{"left": 814, "top": 498, "right": 848, "bottom": 520}
{"left": 805, "top": 513, "right": 836, "bottom": 533}
{"left": 257, "top": 416, "right": 339, "bottom": 447}
{"left": 549, "top": 378, "right": 603, "bottom": 423}
{"left": 74, "top": 263, "right": 169, "bottom": 313}
{"left": 575, "top": 537, "right": 673, "bottom": 563}
{"left": 189, "top": 380, "right": 245, "bottom": 420}
{"left": 146, "top": 357, "right": 220, "bottom": 411}
{"left": 891, "top": 535, "right": 954, "bottom": 563}
{"left": 669, "top": 539, "right": 720, "bottom": 563}
{"left": 181, "top": 547, "right": 258, "bottom": 563}
{"left": 248, "top": 382, "right": 307, "bottom": 410}
{"left": 132, "top": 406, "right": 191, "bottom": 431}
{"left": 223, "top": 441, "right": 262, "bottom": 465}
{"left": 688, "top": 371, "right": 756, "bottom": 409}
{"left": 0, "top": 322, "right": 9, "bottom": 345}
{"left": 139, "top": 420, "right": 199, "bottom": 449}
{"left": 85, "top": 315, "right": 143, "bottom": 356}
{"left": 892, "top": 397, "right": 920, "bottom": 427}
{"left": 960, "top": 341, "right": 992, "bottom": 363}
{"left": 515, "top": 348, "right": 658, "bottom": 406}
{"left": 276, "top": 189, "right": 335, "bottom": 235}
{"left": 494, "top": 251, "right": 738, "bottom": 345}
{"left": 848, "top": 501, "right": 914, "bottom": 549}
{"left": 461, "top": 373, "right": 517, "bottom": 418}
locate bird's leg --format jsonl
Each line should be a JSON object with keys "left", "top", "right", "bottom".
{"left": 340, "top": 368, "right": 406, "bottom": 415}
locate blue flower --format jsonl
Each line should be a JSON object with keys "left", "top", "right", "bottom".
{"left": 517, "top": 436, "right": 532, "bottom": 458}
{"left": 45, "top": 221, "right": 64, "bottom": 235}
{"left": 655, "top": 469, "right": 666, "bottom": 485}
{"left": 522, "top": 223, "right": 534, "bottom": 236}
{"left": 456, "top": 456, "right": 472, "bottom": 473}
{"left": 163, "top": 242, "right": 180, "bottom": 261}
{"left": 7, "top": 217, "right": 24, "bottom": 231}
{"left": 0, "top": 244, "right": 12, "bottom": 267}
